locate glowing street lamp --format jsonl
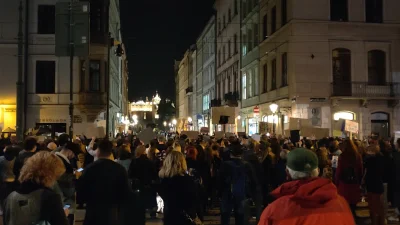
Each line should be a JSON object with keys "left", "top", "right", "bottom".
{"left": 163, "top": 121, "right": 167, "bottom": 127}
{"left": 132, "top": 114, "right": 138, "bottom": 121}
{"left": 172, "top": 119, "right": 177, "bottom": 125}
{"left": 269, "top": 103, "right": 278, "bottom": 134}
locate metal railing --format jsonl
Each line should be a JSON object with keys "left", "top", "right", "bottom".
{"left": 332, "top": 82, "right": 400, "bottom": 98}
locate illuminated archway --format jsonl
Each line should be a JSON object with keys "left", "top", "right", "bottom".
{"left": 334, "top": 111, "right": 355, "bottom": 121}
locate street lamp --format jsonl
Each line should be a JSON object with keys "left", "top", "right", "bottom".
{"left": 163, "top": 121, "right": 167, "bottom": 127}
{"left": 269, "top": 103, "right": 278, "bottom": 134}
{"left": 172, "top": 119, "right": 177, "bottom": 132}
{"left": 188, "top": 117, "right": 192, "bottom": 123}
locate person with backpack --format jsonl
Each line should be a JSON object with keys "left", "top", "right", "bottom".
{"left": 3, "top": 151, "right": 68, "bottom": 225}
{"left": 218, "top": 144, "right": 252, "bottom": 225}
{"left": 335, "top": 139, "right": 363, "bottom": 219}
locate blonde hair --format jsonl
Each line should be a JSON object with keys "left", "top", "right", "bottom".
{"left": 159, "top": 151, "right": 187, "bottom": 178}
{"left": 19, "top": 151, "right": 65, "bottom": 188}
{"left": 173, "top": 141, "right": 181, "bottom": 152}
{"left": 135, "top": 145, "right": 146, "bottom": 158}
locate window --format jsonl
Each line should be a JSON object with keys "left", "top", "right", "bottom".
{"left": 282, "top": 0, "right": 287, "bottom": 26}
{"left": 271, "top": 6, "right": 277, "bottom": 34}
{"left": 263, "top": 63, "right": 268, "bottom": 93}
{"left": 332, "top": 48, "right": 352, "bottom": 96}
{"left": 263, "top": 14, "right": 268, "bottom": 40}
{"left": 366, "top": 0, "right": 383, "bottom": 23}
{"left": 248, "top": 28, "right": 253, "bottom": 50}
{"left": 90, "top": 1, "right": 105, "bottom": 43}
{"left": 271, "top": 59, "right": 277, "bottom": 90}
{"left": 247, "top": 0, "right": 252, "bottom": 14}
{"left": 330, "top": 0, "right": 348, "bottom": 21}
{"left": 228, "top": 75, "right": 231, "bottom": 93}
{"left": 37, "top": 5, "right": 55, "bottom": 34}
{"left": 248, "top": 70, "right": 253, "bottom": 97}
{"left": 235, "top": 0, "right": 238, "bottom": 15}
{"left": 36, "top": 61, "right": 56, "bottom": 94}
{"left": 228, "top": 40, "right": 231, "bottom": 58}
{"left": 242, "top": 34, "right": 247, "bottom": 56}
{"left": 234, "top": 34, "right": 238, "bottom": 53}
{"left": 229, "top": 9, "right": 232, "bottom": 22}
{"left": 203, "top": 94, "right": 210, "bottom": 111}
{"left": 242, "top": 73, "right": 247, "bottom": 99}
{"left": 80, "top": 60, "right": 86, "bottom": 92}
{"left": 253, "top": 68, "right": 258, "bottom": 95}
{"left": 223, "top": 45, "right": 226, "bottom": 62}
{"left": 242, "top": 0, "right": 247, "bottom": 18}
{"left": 254, "top": 23, "right": 259, "bottom": 47}
{"left": 281, "top": 53, "right": 288, "bottom": 87}
{"left": 223, "top": 15, "right": 226, "bottom": 28}
{"left": 218, "top": 50, "right": 221, "bottom": 66}
{"left": 368, "top": 50, "right": 386, "bottom": 85}
{"left": 89, "top": 60, "right": 101, "bottom": 91}
{"left": 218, "top": 19, "right": 221, "bottom": 32}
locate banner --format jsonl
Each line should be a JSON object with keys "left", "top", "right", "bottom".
{"left": 301, "top": 127, "right": 329, "bottom": 139}
{"left": 215, "top": 131, "right": 225, "bottom": 139}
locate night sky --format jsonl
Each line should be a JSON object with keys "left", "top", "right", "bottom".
{"left": 120, "top": 0, "right": 215, "bottom": 101}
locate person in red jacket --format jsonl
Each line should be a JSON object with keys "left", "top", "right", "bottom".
{"left": 259, "top": 148, "right": 355, "bottom": 225}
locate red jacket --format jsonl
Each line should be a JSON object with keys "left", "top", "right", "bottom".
{"left": 258, "top": 178, "right": 355, "bottom": 225}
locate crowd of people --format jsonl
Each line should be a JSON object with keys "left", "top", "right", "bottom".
{"left": 0, "top": 132, "right": 399, "bottom": 225}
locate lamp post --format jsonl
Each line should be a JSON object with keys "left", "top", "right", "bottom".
{"left": 269, "top": 103, "right": 278, "bottom": 134}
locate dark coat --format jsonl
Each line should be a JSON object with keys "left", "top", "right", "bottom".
{"left": 158, "top": 175, "right": 199, "bottom": 225}
{"left": 77, "top": 158, "right": 143, "bottom": 225}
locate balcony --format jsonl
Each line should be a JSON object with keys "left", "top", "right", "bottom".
{"left": 223, "top": 92, "right": 239, "bottom": 107}
{"left": 186, "top": 86, "right": 193, "bottom": 95}
{"left": 211, "top": 99, "right": 222, "bottom": 107}
{"left": 332, "top": 82, "right": 400, "bottom": 99}
{"left": 79, "top": 92, "right": 107, "bottom": 105}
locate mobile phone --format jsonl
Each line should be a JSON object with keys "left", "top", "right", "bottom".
{"left": 64, "top": 204, "right": 70, "bottom": 209}
{"left": 77, "top": 168, "right": 84, "bottom": 172}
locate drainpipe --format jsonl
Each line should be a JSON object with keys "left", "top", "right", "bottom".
{"left": 23, "top": 0, "right": 29, "bottom": 136}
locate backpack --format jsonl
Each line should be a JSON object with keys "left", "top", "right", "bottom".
{"left": 340, "top": 167, "right": 358, "bottom": 184}
{"left": 5, "top": 189, "right": 51, "bottom": 225}
{"left": 226, "top": 160, "right": 247, "bottom": 199}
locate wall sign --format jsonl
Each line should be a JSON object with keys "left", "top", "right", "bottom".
{"left": 36, "top": 119, "right": 67, "bottom": 123}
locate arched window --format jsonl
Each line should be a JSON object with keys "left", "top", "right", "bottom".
{"left": 330, "top": 0, "right": 348, "bottom": 22}
{"left": 332, "top": 48, "right": 351, "bottom": 96}
{"left": 368, "top": 50, "right": 386, "bottom": 85}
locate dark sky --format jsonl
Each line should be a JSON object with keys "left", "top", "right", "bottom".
{"left": 120, "top": 0, "right": 215, "bottom": 102}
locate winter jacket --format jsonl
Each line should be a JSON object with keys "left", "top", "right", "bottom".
{"left": 259, "top": 177, "right": 355, "bottom": 225}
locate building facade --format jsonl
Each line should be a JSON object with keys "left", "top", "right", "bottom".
{"left": 215, "top": 0, "right": 241, "bottom": 133}
{"left": 197, "top": 16, "right": 216, "bottom": 134}
{"left": 0, "top": 0, "right": 126, "bottom": 138}
{"left": 0, "top": 0, "right": 19, "bottom": 133}
{"left": 240, "top": 0, "right": 400, "bottom": 138}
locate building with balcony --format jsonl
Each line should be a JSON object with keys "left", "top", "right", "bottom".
{"left": 0, "top": 0, "right": 125, "bottom": 138}
{"left": 196, "top": 16, "right": 216, "bottom": 134}
{"left": 215, "top": 0, "right": 241, "bottom": 133}
{"left": 245, "top": 0, "right": 400, "bottom": 138}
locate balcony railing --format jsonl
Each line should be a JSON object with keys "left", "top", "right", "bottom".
{"left": 186, "top": 86, "right": 193, "bottom": 95}
{"left": 332, "top": 82, "right": 400, "bottom": 98}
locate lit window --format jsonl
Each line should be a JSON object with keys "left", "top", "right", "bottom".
{"left": 242, "top": 74, "right": 247, "bottom": 99}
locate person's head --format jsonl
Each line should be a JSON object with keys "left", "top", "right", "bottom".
{"left": 61, "top": 142, "right": 78, "bottom": 160}
{"left": 135, "top": 145, "right": 146, "bottom": 158}
{"left": 19, "top": 151, "right": 65, "bottom": 188}
{"left": 279, "top": 149, "right": 290, "bottom": 160}
{"left": 118, "top": 145, "right": 131, "bottom": 160}
{"left": 159, "top": 151, "right": 187, "bottom": 178}
{"left": 286, "top": 148, "right": 319, "bottom": 180}
{"left": 47, "top": 142, "right": 57, "bottom": 151}
{"left": 58, "top": 134, "right": 70, "bottom": 146}
{"left": 230, "top": 144, "right": 243, "bottom": 157}
{"left": 24, "top": 137, "right": 37, "bottom": 152}
{"left": 10, "top": 136, "right": 18, "bottom": 144}
{"left": 158, "top": 135, "right": 166, "bottom": 144}
{"left": 186, "top": 146, "right": 198, "bottom": 160}
{"left": 4, "top": 146, "right": 18, "bottom": 161}
{"left": 304, "top": 139, "right": 313, "bottom": 149}
{"left": 173, "top": 141, "right": 181, "bottom": 152}
{"left": 97, "top": 139, "right": 113, "bottom": 158}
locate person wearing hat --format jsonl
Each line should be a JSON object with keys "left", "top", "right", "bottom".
{"left": 259, "top": 148, "right": 355, "bottom": 225}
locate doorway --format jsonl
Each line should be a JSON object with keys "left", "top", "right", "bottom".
{"left": 371, "top": 112, "right": 389, "bottom": 138}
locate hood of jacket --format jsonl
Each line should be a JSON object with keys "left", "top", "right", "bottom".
{"left": 271, "top": 177, "right": 337, "bottom": 208}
